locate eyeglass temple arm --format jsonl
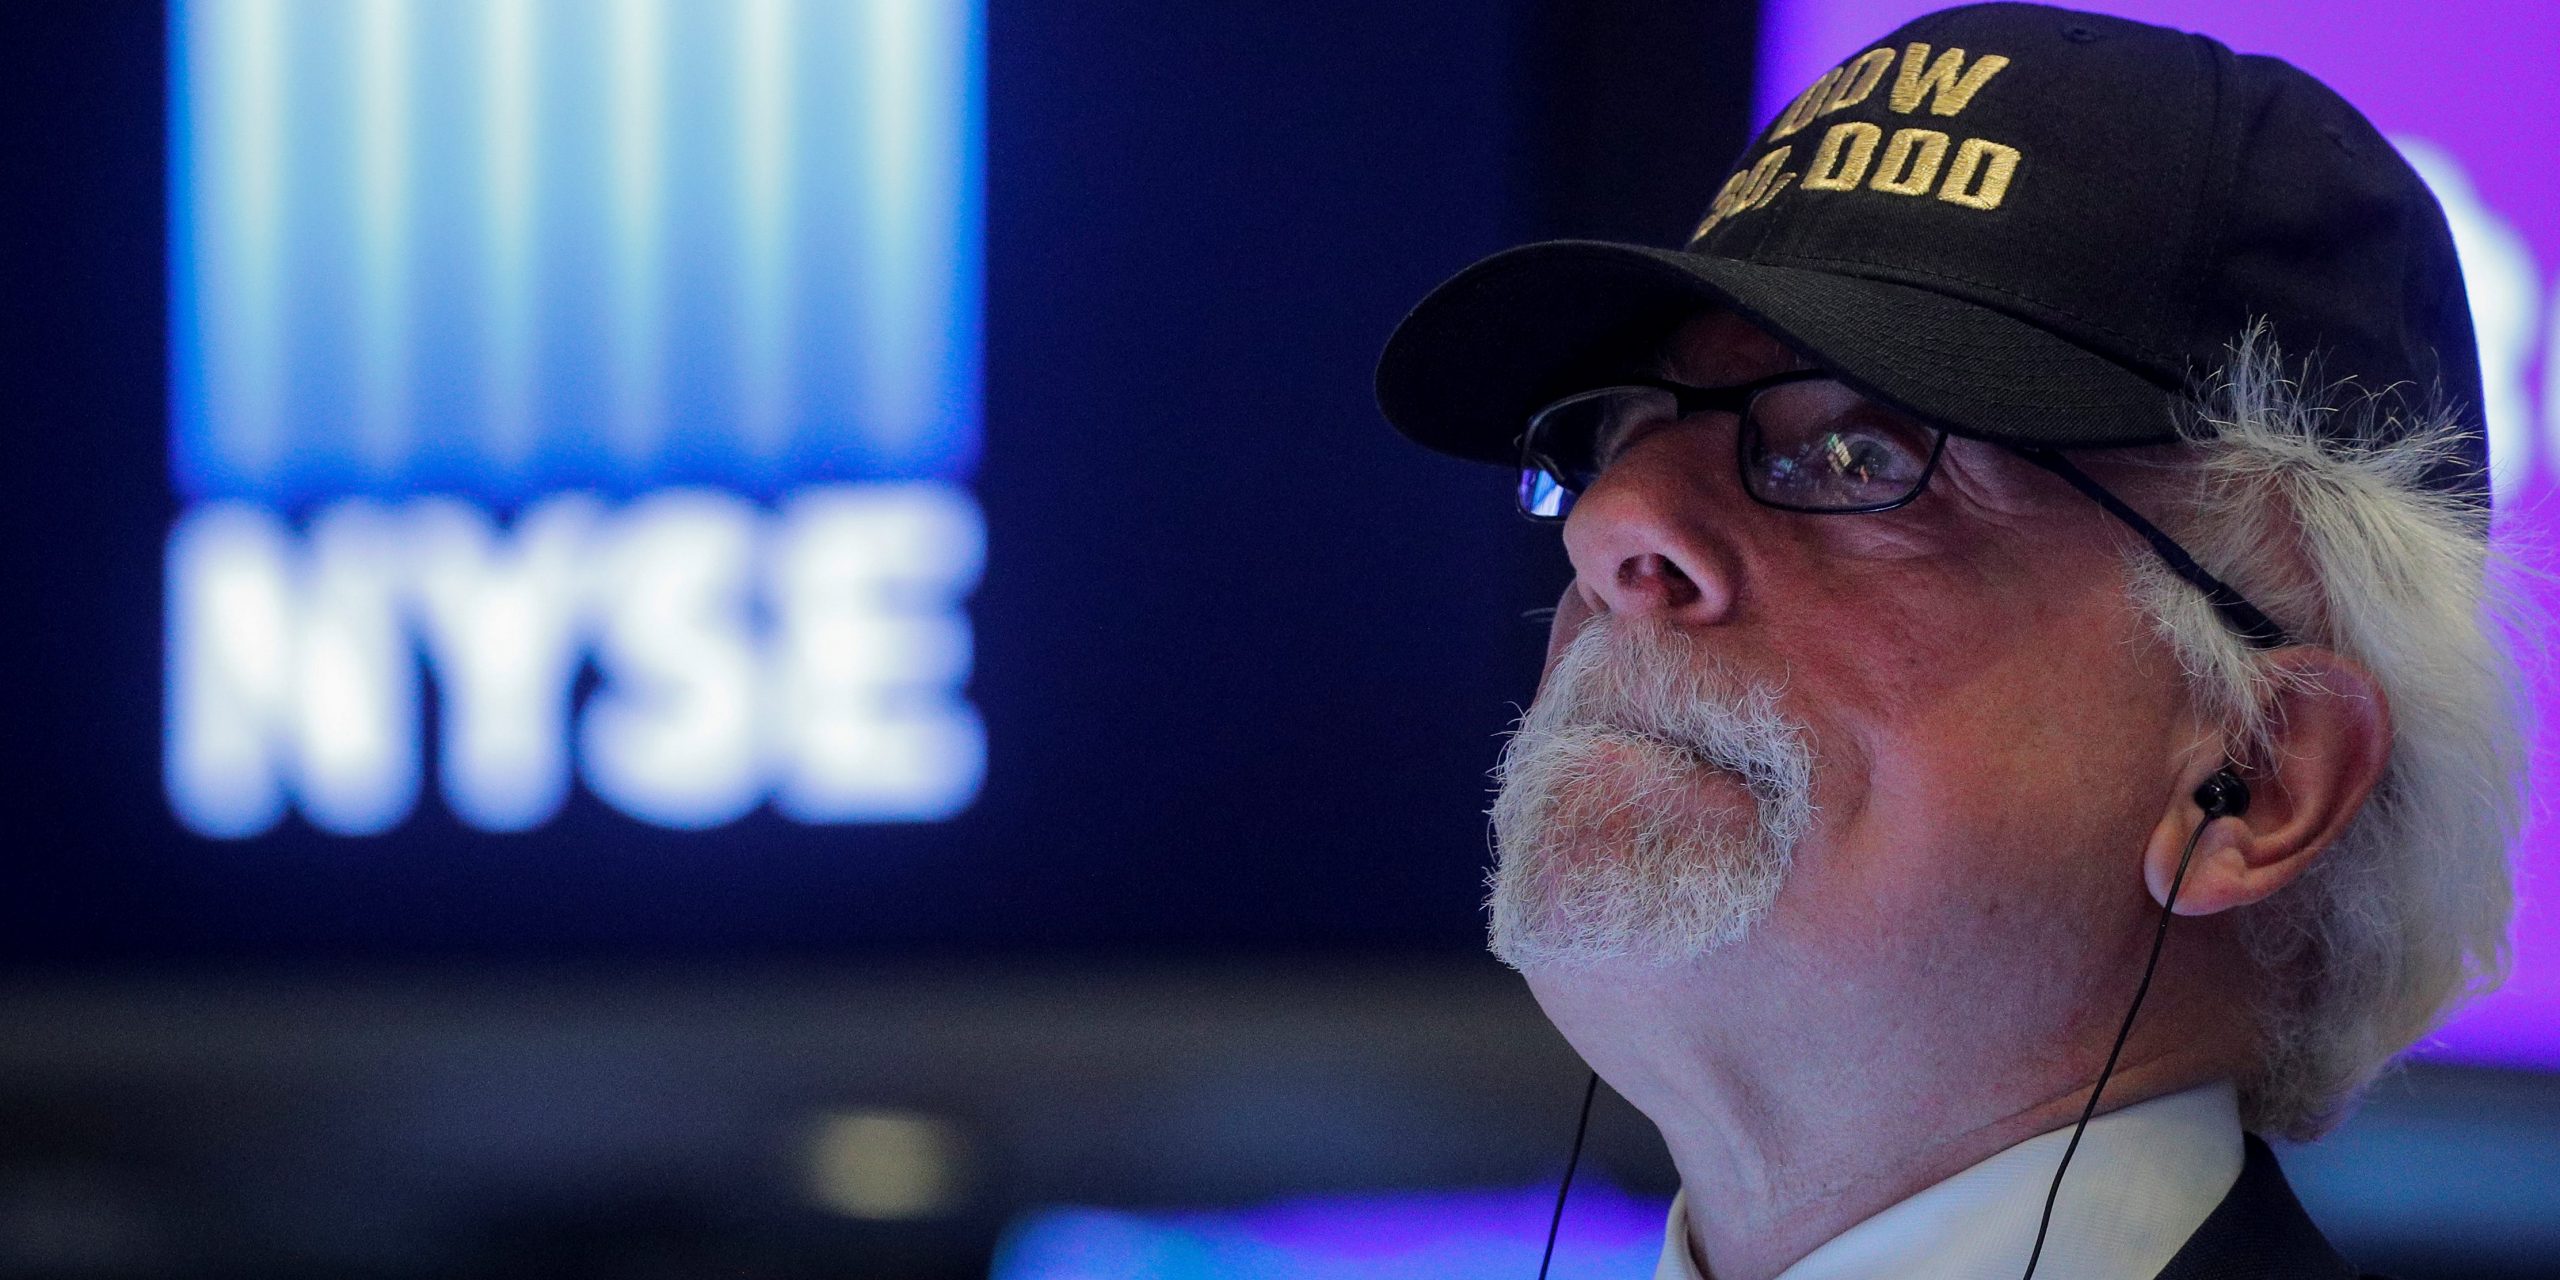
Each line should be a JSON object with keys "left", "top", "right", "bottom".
{"left": 2014, "top": 448, "right": 2292, "bottom": 650}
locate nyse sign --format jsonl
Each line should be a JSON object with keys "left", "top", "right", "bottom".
{"left": 169, "top": 0, "right": 984, "bottom": 837}
{"left": 168, "top": 486, "right": 983, "bottom": 836}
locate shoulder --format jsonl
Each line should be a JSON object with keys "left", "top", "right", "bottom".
{"left": 2155, "top": 1134, "right": 2369, "bottom": 1280}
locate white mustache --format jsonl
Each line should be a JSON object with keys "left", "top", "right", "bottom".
{"left": 1486, "top": 614, "right": 1816, "bottom": 969}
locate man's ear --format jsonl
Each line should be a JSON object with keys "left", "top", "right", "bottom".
{"left": 2145, "top": 649, "right": 2392, "bottom": 917}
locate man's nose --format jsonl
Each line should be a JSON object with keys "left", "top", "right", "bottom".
{"left": 1559, "top": 454, "right": 1744, "bottom": 624}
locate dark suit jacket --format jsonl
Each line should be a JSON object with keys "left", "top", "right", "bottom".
{"left": 2154, "top": 1135, "right": 2383, "bottom": 1280}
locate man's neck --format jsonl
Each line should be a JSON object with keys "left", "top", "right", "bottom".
{"left": 1523, "top": 936, "right": 2251, "bottom": 1280}
{"left": 1664, "top": 1056, "right": 2227, "bottom": 1280}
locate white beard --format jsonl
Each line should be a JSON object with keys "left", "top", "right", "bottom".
{"left": 1487, "top": 614, "right": 1816, "bottom": 970}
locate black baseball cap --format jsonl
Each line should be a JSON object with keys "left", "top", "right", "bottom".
{"left": 1375, "top": 2, "right": 2487, "bottom": 502}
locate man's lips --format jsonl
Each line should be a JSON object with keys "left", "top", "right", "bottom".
{"left": 1581, "top": 719, "right": 1758, "bottom": 781}
{"left": 1569, "top": 725, "right": 1766, "bottom": 809}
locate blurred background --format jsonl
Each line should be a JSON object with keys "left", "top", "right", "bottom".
{"left": 4, "top": 1, "right": 2558, "bottom": 1276}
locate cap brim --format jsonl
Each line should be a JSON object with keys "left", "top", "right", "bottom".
{"left": 1375, "top": 240, "right": 2186, "bottom": 466}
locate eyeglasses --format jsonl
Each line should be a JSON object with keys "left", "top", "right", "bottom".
{"left": 1521, "top": 371, "right": 1949, "bottom": 519}
{"left": 1518, "top": 372, "right": 2292, "bottom": 648}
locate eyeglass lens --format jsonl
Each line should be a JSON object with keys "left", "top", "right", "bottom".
{"left": 1518, "top": 378, "right": 1940, "bottom": 519}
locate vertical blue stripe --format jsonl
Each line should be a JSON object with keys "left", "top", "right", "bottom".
{"left": 945, "top": 0, "right": 988, "bottom": 478}
{"left": 736, "top": 0, "right": 794, "bottom": 468}
{"left": 657, "top": 0, "right": 747, "bottom": 490}
{"left": 353, "top": 0, "right": 413, "bottom": 482}
{"left": 277, "top": 2, "right": 363, "bottom": 495}
{"left": 856, "top": 0, "right": 940, "bottom": 465}
{"left": 524, "top": 0, "right": 615, "bottom": 493}
{"left": 403, "top": 1, "right": 486, "bottom": 495}
{"left": 481, "top": 0, "right": 539, "bottom": 482}
{"left": 173, "top": 0, "right": 290, "bottom": 496}
{"left": 605, "top": 0, "right": 668, "bottom": 478}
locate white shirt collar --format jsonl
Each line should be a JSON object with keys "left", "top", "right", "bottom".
{"left": 1653, "top": 1081, "right": 2243, "bottom": 1280}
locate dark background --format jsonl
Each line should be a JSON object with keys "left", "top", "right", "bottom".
{"left": 3, "top": 0, "right": 1748, "bottom": 965}
{"left": 6, "top": 4, "right": 2557, "bottom": 1280}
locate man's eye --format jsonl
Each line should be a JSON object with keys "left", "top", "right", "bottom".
{"left": 1581, "top": 393, "right": 1682, "bottom": 472}
{"left": 1814, "top": 430, "right": 1912, "bottom": 484}
{"left": 1590, "top": 412, "right": 1659, "bottom": 471}
{"left": 1748, "top": 398, "right": 1939, "bottom": 508}
{"left": 1762, "top": 430, "right": 1920, "bottom": 480}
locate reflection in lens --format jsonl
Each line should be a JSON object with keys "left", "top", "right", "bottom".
{"left": 1746, "top": 380, "right": 1936, "bottom": 510}
{"left": 1519, "top": 467, "right": 1573, "bottom": 519}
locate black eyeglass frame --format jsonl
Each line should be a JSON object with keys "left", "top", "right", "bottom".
{"left": 1523, "top": 370, "right": 1954, "bottom": 517}
{"left": 1516, "top": 373, "right": 2295, "bottom": 650}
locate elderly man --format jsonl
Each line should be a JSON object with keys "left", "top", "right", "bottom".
{"left": 1376, "top": 4, "right": 2524, "bottom": 1278}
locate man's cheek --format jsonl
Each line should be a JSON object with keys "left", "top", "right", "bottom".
{"left": 1784, "top": 714, "right": 1876, "bottom": 865}
{"left": 1542, "top": 585, "right": 1596, "bottom": 681}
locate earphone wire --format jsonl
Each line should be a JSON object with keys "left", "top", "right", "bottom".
{"left": 1536, "top": 1071, "right": 1602, "bottom": 1280}
{"left": 2017, "top": 813, "right": 2215, "bottom": 1279}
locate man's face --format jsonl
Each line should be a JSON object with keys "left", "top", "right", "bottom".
{"left": 1492, "top": 312, "right": 2210, "bottom": 986}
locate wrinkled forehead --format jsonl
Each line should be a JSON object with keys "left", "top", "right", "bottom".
{"left": 1656, "top": 310, "right": 1820, "bottom": 385}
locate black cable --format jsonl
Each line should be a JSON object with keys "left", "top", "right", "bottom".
{"left": 2014, "top": 449, "right": 2291, "bottom": 649}
{"left": 1536, "top": 1071, "right": 1602, "bottom": 1280}
{"left": 2017, "top": 815, "right": 2215, "bottom": 1279}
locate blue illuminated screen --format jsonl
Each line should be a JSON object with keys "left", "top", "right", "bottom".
{"left": 166, "top": 0, "right": 986, "bottom": 838}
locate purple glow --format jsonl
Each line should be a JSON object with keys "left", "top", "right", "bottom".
{"left": 991, "top": 1183, "right": 1667, "bottom": 1279}
{"left": 1758, "top": 0, "right": 2560, "bottom": 1070}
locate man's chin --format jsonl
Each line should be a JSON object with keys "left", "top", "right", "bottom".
{"left": 1485, "top": 833, "right": 1777, "bottom": 973}
{"left": 1488, "top": 908, "right": 1751, "bottom": 973}
{"left": 1488, "top": 729, "right": 1799, "bottom": 958}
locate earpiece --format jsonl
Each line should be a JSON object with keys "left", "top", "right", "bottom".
{"left": 2192, "top": 768, "right": 2250, "bottom": 820}
{"left": 2023, "top": 763, "right": 2253, "bottom": 1279}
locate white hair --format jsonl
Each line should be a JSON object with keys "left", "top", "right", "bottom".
{"left": 2124, "top": 326, "right": 2528, "bottom": 1139}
